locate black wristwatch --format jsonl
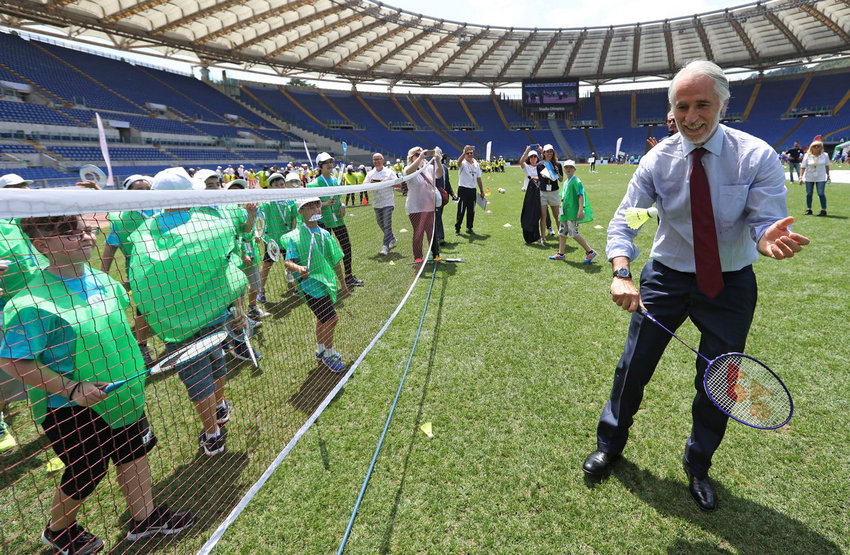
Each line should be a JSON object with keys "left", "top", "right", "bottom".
{"left": 613, "top": 267, "right": 632, "bottom": 280}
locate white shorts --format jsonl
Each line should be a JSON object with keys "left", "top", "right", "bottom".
{"left": 539, "top": 190, "right": 561, "bottom": 206}
{"left": 559, "top": 220, "right": 579, "bottom": 238}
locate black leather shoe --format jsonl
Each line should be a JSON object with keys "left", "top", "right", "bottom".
{"left": 683, "top": 461, "right": 717, "bottom": 512}
{"left": 582, "top": 450, "right": 621, "bottom": 476}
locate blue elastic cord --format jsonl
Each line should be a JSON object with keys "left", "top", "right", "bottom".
{"left": 337, "top": 259, "right": 439, "bottom": 554}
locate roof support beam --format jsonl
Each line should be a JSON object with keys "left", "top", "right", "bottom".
{"left": 197, "top": 0, "right": 317, "bottom": 45}
{"left": 631, "top": 25, "right": 641, "bottom": 75}
{"left": 694, "top": 17, "right": 714, "bottom": 60}
{"left": 102, "top": 0, "right": 171, "bottom": 24}
{"left": 265, "top": 11, "right": 363, "bottom": 57}
{"left": 728, "top": 16, "right": 759, "bottom": 63}
{"left": 363, "top": 28, "right": 427, "bottom": 73}
{"left": 435, "top": 30, "right": 482, "bottom": 78}
{"left": 663, "top": 21, "right": 676, "bottom": 72}
{"left": 403, "top": 31, "right": 456, "bottom": 76}
{"left": 333, "top": 23, "right": 407, "bottom": 69}
{"left": 469, "top": 36, "right": 506, "bottom": 78}
{"left": 764, "top": 12, "right": 804, "bottom": 56}
{"left": 563, "top": 30, "right": 586, "bottom": 77}
{"left": 497, "top": 32, "right": 535, "bottom": 80}
{"left": 153, "top": 0, "right": 250, "bottom": 35}
{"left": 307, "top": 19, "right": 387, "bottom": 63}
{"left": 596, "top": 27, "right": 614, "bottom": 77}
{"left": 800, "top": 4, "right": 850, "bottom": 44}
{"left": 530, "top": 33, "right": 558, "bottom": 79}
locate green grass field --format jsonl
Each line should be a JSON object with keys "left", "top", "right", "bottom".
{"left": 211, "top": 165, "right": 849, "bottom": 553}
{"left": 1, "top": 164, "right": 847, "bottom": 554}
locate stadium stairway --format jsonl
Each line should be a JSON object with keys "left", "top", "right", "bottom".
{"left": 784, "top": 76, "right": 812, "bottom": 116}
{"left": 137, "top": 66, "right": 228, "bottom": 124}
{"left": 583, "top": 129, "right": 597, "bottom": 156}
{"left": 773, "top": 116, "right": 809, "bottom": 149}
{"left": 354, "top": 92, "right": 390, "bottom": 130}
{"left": 0, "top": 61, "right": 77, "bottom": 114}
{"left": 547, "top": 119, "right": 574, "bottom": 158}
{"left": 742, "top": 82, "right": 761, "bottom": 121}
{"left": 319, "top": 92, "right": 358, "bottom": 128}
{"left": 490, "top": 93, "right": 511, "bottom": 130}
{"left": 406, "top": 95, "right": 464, "bottom": 152}
{"left": 457, "top": 97, "right": 480, "bottom": 129}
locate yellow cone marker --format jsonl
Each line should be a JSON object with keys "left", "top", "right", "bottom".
{"left": 46, "top": 457, "right": 65, "bottom": 473}
{"left": 503, "top": 223, "right": 512, "bottom": 227}
{"left": 399, "top": 228, "right": 408, "bottom": 233}
{"left": 420, "top": 422, "right": 434, "bottom": 438}
{"left": 389, "top": 260, "right": 395, "bottom": 266}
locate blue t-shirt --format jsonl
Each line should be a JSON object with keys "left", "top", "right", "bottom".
{"left": 285, "top": 226, "right": 330, "bottom": 299}
{"left": 0, "top": 266, "right": 106, "bottom": 409}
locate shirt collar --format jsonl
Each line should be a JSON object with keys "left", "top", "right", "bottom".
{"left": 680, "top": 124, "right": 725, "bottom": 158}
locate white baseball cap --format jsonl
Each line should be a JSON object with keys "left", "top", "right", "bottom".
{"left": 542, "top": 144, "right": 555, "bottom": 152}
{"left": 285, "top": 172, "right": 302, "bottom": 183}
{"left": 227, "top": 179, "right": 247, "bottom": 189}
{"left": 121, "top": 174, "right": 153, "bottom": 190}
{"left": 152, "top": 167, "right": 204, "bottom": 191}
{"left": 563, "top": 160, "right": 576, "bottom": 168}
{"left": 268, "top": 172, "right": 284, "bottom": 184}
{"left": 0, "top": 173, "right": 33, "bottom": 188}
{"left": 296, "top": 196, "right": 322, "bottom": 210}
{"left": 194, "top": 169, "right": 218, "bottom": 183}
{"left": 527, "top": 150, "right": 539, "bottom": 158}
{"left": 316, "top": 152, "right": 334, "bottom": 165}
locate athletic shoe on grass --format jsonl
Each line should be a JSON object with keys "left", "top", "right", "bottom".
{"left": 257, "top": 288, "right": 266, "bottom": 303}
{"left": 247, "top": 306, "right": 270, "bottom": 320}
{"left": 548, "top": 252, "right": 565, "bottom": 261}
{"left": 321, "top": 353, "right": 346, "bottom": 373}
{"left": 216, "top": 400, "right": 232, "bottom": 426}
{"left": 42, "top": 521, "right": 103, "bottom": 554}
{"left": 126, "top": 506, "right": 195, "bottom": 541}
{"left": 584, "top": 250, "right": 598, "bottom": 264}
{"left": 380, "top": 245, "right": 389, "bottom": 256}
{"left": 0, "top": 420, "right": 17, "bottom": 454}
{"left": 198, "top": 428, "right": 227, "bottom": 457}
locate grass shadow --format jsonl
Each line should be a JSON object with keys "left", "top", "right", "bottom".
{"left": 110, "top": 451, "right": 250, "bottom": 554}
{"left": 287, "top": 365, "right": 346, "bottom": 415}
{"left": 610, "top": 459, "right": 841, "bottom": 555}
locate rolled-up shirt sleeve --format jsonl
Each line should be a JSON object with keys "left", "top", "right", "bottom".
{"left": 606, "top": 163, "right": 656, "bottom": 262}
{"left": 744, "top": 146, "right": 789, "bottom": 243}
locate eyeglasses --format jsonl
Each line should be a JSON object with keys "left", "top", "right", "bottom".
{"left": 50, "top": 227, "right": 99, "bottom": 239}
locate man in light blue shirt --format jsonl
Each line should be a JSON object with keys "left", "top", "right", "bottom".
{"left": 582, "top": 60, "right": 810, "bottom": 512}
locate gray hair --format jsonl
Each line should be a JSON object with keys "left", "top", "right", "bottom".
{"left": 668, "top": 60, "right": 730, "bottom": 108}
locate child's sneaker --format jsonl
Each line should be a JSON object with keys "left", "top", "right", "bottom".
{"left": 198, "top": 427, "right": 227, "bottom": 456}
{"left": 257, "top": 288, "right": 266, "bottom": 303}
{"left": 0, "top": 420, "right": 17, "bottom": 454}
{"left": 321, "top": 353, "right": 347, "bottom": 373}
{"left": 248, "top": 306, "right": 270, "bottom": 320}
{"left": 583, "top": 250, "right": 598, "bottom": 264}
{"left": 380, "top": 245, "right": 389, "bottom": 256}
{"left": 216, "top": 400, "right": 232, "bottom": 426}
{"left": 42, "top": 521, "right": 104, "bottom": 554}
{"left": 548, "top": 252, "right": 565, "bottom": 261}
{"left": 125, "top": 505, "right": 195, "bottom": 541}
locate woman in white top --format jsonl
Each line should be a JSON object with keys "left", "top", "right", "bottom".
{"left": 404, "top": 145, "right": 443, "bottom": 263}
{"left": 799, "top": 140, "right": 831, "bottom": 216}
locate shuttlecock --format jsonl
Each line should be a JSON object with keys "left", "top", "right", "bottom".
{"left": 625, "top": 206, "right": 658, "bottom": 229}
{"left": 421, "top": 422, "right": 434, "bottom": 438}
{"left": 497, "top": 187, "right": 505, "bottom": 194}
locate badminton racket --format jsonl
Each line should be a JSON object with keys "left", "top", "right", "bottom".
{"left": 637, "top": 307, "right": 793, "bottom": 429}
{"left": 78, "top": 165, "right": 107, "bottom": 188}
{"left": 102, "top": 331, "right": 228, "bottom": 393}
{"left": 226, "top": 311, "right": 259, "bottom": 368}
{"left": 252, "top": 213, "right": 281, "bottom": 262}
{"left": 625, "top": 206, "right": 658, "bottom": 229}
{"left": 253, "top": 212, "right": 266, "bottom": 240}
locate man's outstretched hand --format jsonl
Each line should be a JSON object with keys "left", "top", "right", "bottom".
{"left": 758, "top": 216, "right": 810, "bottom": 259}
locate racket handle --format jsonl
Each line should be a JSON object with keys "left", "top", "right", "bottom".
{"left": 102, "top": 381, "right": 125, "bottom": 393}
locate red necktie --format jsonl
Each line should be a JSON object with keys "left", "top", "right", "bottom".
{"left": 690, "top": 148, "right": 724, "bottom": 299}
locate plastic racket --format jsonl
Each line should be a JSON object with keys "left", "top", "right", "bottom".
{"left": 253, "top": 213, "right": 266, "bottom": 241}
{"left": 102, "top": 331, "right": 228, "bottom": 393}
{"left": 79, "top": 165, "right": 107, "bottom": 188}
{"left": 266, "top": 239, "right": 281, "bottom": 262}
{"left": 637, "top": 307, "right": 793, "bottom": 429}
{"left": 226, "top": 312, "right": 259, "bottom": 368}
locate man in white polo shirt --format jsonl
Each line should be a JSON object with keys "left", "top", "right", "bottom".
{"left": 364, "top": 152, "right": 398, "bottom": 255}
{"left": 454, "top": 145, "right": 485, "bottom": 235}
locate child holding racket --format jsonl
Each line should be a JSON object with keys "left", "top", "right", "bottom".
{"left": 548, "top": 160, "right": 597, "bottom": 264}
{"left": 283, "top": 198, "right": 349, "bottom": 373}
{"left": 0, "top": 214, "right": 194, "bottom": 553}
{"left": 258, "top": 172, "right": 300, "bottom": 302}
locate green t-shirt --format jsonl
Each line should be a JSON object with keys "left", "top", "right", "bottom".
{"left": 0, "top": 220, "right": 44, "bottom": 306}
{"left": 559, "top": 175, "right": 593, "bottom": 223}
{"left": 308, "top": 175, "right": 345, "bottom": 228}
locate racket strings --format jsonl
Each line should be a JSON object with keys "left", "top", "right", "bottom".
{"left": 706, "top": 355, "right": 792, "bottom": 428}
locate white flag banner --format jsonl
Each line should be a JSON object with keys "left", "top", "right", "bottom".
{"left": 485, "top": 141, "right": 492, "bottom": 162}
{"left": 615, "top": 137, "right": 623, "bottom": 158}
{"left": 95, "top": 113, "right": 114, "bottom": 188}
{"left": 303, "top": 140, "right": 314, "bottom": 169}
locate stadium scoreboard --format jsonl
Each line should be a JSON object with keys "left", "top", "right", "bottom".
{"left": 522, "top": 79, "right": 579, "bottom": 113}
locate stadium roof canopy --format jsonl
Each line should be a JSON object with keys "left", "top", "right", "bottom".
{"left": 1, "top": 0, "right": 849, "bottom": 87}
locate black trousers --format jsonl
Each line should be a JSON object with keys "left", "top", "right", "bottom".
{"left": 596, "top": 259, "right": 757, "bottom": 477}
{"left": 455, "top": 187, "right": 477, "bottom": 232}
{"left": 330, "top": 224, "right": 352, "bottom": 277}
